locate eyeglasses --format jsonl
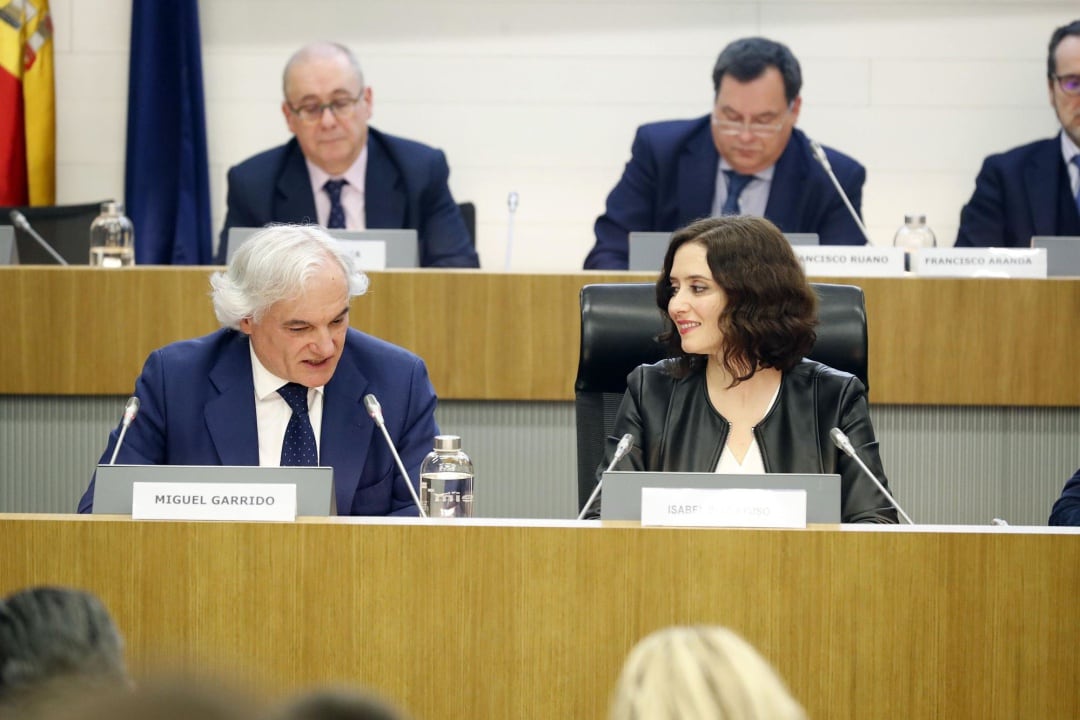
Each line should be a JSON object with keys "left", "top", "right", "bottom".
{"left": 1052, "top": 74, "right": 1080, "bottom": 96}
{"left": 711, "top": 105, "right": 791, "bottom": 137}
{"left": 287, "top": 94, "right": 364, "bottom": 123}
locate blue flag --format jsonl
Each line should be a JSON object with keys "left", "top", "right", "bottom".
{"left": 124, "top": 0, "right": 212, "bottom": 264}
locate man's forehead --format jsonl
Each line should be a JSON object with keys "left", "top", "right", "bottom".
{"left": 285, "top": 55, "right": 360, "bottom": 96}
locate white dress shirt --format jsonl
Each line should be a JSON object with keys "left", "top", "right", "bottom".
{"left": 711, "top": 160, "right": 776, "bottom": 218}
{"left": 249, "top": 343, "right": 325, "bottom": 467}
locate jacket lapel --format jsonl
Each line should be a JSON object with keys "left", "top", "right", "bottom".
{"left": 364, "top": 130, "right": 407, "bottom": 229}
{"left": 319, "top": 350, "right": 373, "bottom": 514}
{"left": 1025, "top": 138, "right": 1063, "bottom": 238}
{"left": 676, "top": 118, "right": 719, "bottom": 224}
{"left": 274, "top": 139, "right": 318, "bottom": 225}
{"left": 205, "top": 333, "right": 260, "bottom": 466}
{"left": 763, "top": 130, "right": 807, "bottom": 232}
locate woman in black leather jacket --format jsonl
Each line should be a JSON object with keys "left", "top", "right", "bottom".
{"left": 589, "top": 216, "right": 897, "bottom": 523}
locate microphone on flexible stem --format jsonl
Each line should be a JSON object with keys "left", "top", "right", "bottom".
{"left": 808, "top": 139, "right": 873, "bottom": 245}
{"left": 363, "top": 393, "right": 427, "bottom": 518}
{"left": 9, "top": 210, "right": 69, "bottom": 266}
{"left": 108, "top": 397, "right": 140, "bottom": 465}
{"left": 504, "top": 191, "right": 518, "bottom": 271}
{"left": 577, "top": 433, "right": 634, "bottom": 521}
{"left": 829, "top": 427, "right": 914, "bottom": 525}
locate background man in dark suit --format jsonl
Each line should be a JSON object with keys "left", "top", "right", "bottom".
{"left": 79, "top": 225, "right": 439, "bottom": 516}
{"left": 584, "top": 36, "right": 867, "bottom": 270}
{"left": 218, "top": 42, "right": 478, "bottom": 267}
{"left": 956, "top": 20, "right": 1080, "bottom": 247}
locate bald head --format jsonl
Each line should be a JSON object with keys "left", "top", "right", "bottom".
{"left": 283, "top": 42, "right": 364, "bottom": 98}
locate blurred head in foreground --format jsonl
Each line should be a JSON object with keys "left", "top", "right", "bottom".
{"left": 272, "top": 688, "right": 410, "bottom": 720}
{"left": 0, "top": 586, "right": 128, "bottom": 715}
{"left": 610, "top": 626, "right": 807, "bottom": 720}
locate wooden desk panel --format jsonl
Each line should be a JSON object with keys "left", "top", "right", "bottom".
{"left": 3, "top": 267, "right": 1078, "bottom": 405}
{"left": 1, "top": 516, "right": 1077, "bottom": 720}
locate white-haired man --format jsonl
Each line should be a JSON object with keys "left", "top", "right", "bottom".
{"left": 79, "top": 224, "right": 439, "bottom": 516}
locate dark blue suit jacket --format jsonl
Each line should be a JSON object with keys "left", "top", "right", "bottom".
{"left": 78, "top": 328, "right": 439, "bottom": 516}
{"left": 1050, "top": 467, "right": 1080, "bottom": 526}
{"left": 956, "top": 136, "right": 1080, "bottom": 248}
{"left": 218, "top": 128, "right": 479, "bottom": 267}
{"left": 585, "top": 118, "right": 867, "bottom": 269}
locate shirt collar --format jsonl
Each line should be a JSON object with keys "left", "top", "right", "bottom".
{"left": 1060, "top": 129, "right": 1080, "bottom": 166}
{"left": 248, "top": 341, "right": 325, "bottom": 401}
{"left": 306, "top": 143, "right": 368, "bottom": 194}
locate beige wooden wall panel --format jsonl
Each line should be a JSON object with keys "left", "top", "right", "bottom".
{"left": 4, "top": 268, "right": 1079, "bottom": 406}
{"left": 1, "top": 516, "right": 1078, "bottom": 720}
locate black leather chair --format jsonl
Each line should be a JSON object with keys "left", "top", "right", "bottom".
{"left": 573, "top": 282, "right": 869, "bottom": 510}
{"left": 0, "top": 201, "right": 109, "bottom": 265}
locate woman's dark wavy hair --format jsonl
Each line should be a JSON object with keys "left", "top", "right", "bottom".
{"left": 655, "top": 215, "right": 818, "bottom": 383}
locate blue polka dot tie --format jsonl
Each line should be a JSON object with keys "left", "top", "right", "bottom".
{"left": 721, "top": 170, "right": 754, "bottom": 215}
{"left": 324, "top": 178, "right": 348, "bottom": 229}
{"left": 278, "top": 383, "right": 318, "bottom": 466}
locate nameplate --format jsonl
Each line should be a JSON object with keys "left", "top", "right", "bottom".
{"left": 332, "top": 240, "right": 387, "bottom": 270}
{"left": 793, "top": 246, "right": 905, "bottom": 277}
{"left": 640, "top": 487, "right": 807, "bottom": 529}
{"left": 911, "top": 248, "right": 1047, "bottom": 278}
{"left": 131, "top": 482, "right": 297, "bottom": 521}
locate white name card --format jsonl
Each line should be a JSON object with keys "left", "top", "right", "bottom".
{"left": 332, "top": 240, "right": 387, "bottom": 270}
{"left": 640, "top": 487, "right": 807, "bottom": 529}
{"left": 793, "top": 246, "right": 905, "bottom": 277}
{"left": 131, "top": 482, "right": 297, "bottom": 521}
{"left": 911, "top": 248, "right": 1047, "bottom": 278}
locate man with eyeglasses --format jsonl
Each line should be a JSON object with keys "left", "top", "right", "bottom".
{"left": 584, "top": 37, "right": 867, "bottom": 270}
{"left": 957, "top": 20, "right": 1080, "bottom": 247}
{"left": 218, "top": 42, "right": 478, "bottom": 267}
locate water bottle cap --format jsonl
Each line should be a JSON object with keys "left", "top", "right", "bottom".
{"left": 904, "top": 213, "right": 926, "bottom": 225}
{"left": 101, "top": 201, "right": 125, "bottom": 215}
{"left": 433, "top": 435, "right": 462, "bottom": 451}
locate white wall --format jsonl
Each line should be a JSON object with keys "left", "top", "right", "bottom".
{"left": 49, "top": 1, "right": 1078, "bottom": 269}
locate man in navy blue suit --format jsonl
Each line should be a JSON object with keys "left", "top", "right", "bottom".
{"left": 956, "top": 20, "right": 1080, "bottom": 247}
{"left": 79, "top": 224, "right": 439, "bottom": 516}
{"left": 1050, "top": 467, "right": 1080, "bottom": 526}
{"left": 218, "top": 42, "right": 478, "bottom": 268}
{"left": 585, "top": 37, "right": 867, "bottom": 270}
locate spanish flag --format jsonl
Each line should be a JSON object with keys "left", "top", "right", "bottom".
{"left": 0, "top": 0, "right": 55, "bottom": 206}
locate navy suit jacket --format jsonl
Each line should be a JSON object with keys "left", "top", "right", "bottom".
{"left": 78, "top": 328, "right": 439, "bottom": 516}
{"left": 956, "top": 135, "right": 1080, "bottom": 248}
{"left": 218, "top": 128, "right": 479, "bottom": 267}
{"left": 585, "top": 118, "right": 867, "bottom": 269}
{"left": 1050, "top": 467, "right": 1080, "bottom": 526}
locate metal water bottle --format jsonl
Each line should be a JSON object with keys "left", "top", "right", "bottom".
{"left": 419, "top": 435, "right": 474, "bottom": 518}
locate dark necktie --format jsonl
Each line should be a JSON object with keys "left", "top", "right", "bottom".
{"left": 1072, "top": 156, "right": 1080, "bottom": 216}
{"left": 324, "top": 179, "right": 348, "bottom": 229}
{"left": 278, "top": 383, "right": 317, "bottom": 466}
{"left": 721, "top": 170, "right": 754, "bottom": 215}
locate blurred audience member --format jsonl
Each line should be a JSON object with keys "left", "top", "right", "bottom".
{"left": 0, "top": 586, "right": 128, "bottom": 717}
{"left": 272, "top": 688, "right": 410, "bottom": 720}
{"left": 37, "top": 681, "right": 261, "bottom": 720}
{"left": 610, "top": 626, "right": 806, "bottom": 720}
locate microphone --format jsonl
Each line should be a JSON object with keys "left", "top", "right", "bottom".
{"left": 108, "top": 396, "right": 141, "bottom": 465}
{"left": 576, "top": 433, "right": 634, "bottom": 521}
{"left": 807, "top": 139, "right": 873, "bottom": 245}
{"left": 9, "top": 210, "right": 69, "bottom": 266}
{"left": 504, "top": 191, "right": 518, "bottom": 271}
{"left": 363, "top": 393, "right": 427, "bottom": 518}
{"left": 829, "top": 427, "right": 914, "bottom": 525}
